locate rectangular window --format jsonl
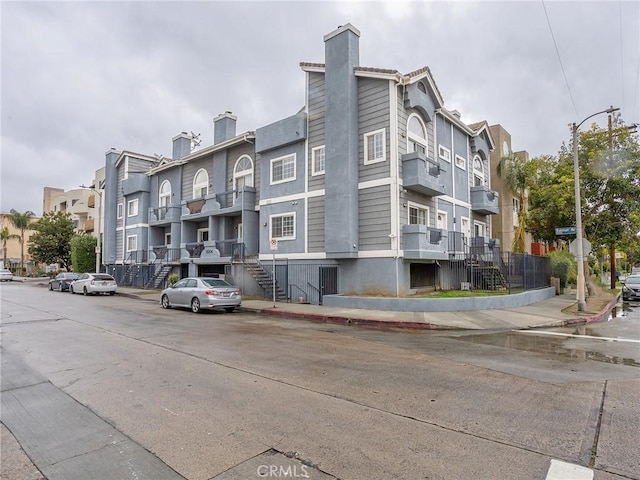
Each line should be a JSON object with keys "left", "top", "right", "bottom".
{"left": 126, "top": 235, "right": 137, "bottom": 252}
{"left": 474, "top": 222, "right": 485, "bottom": 237}
{"left": 270, "top": 154, "right": 296, "bottom": 184}
{"left": 311, "top": 146, "right": 325, "bottom": 176}
{"left": 117, "top": 203, "right": 123, "bottom": 219}
{"left": 438, "top": 145, "right": 451, "bottom": 162}
{"left": 165, "top": 233, "right": 172, "bottom": 245}
{"left": 197, "top": 228, "right": 209, "bottom": 242}
{"left": 364, "top": 129, "right": 386, "bottom": 165}
{"left": 408, "top": 203, "right": 429, "bottom": 225}
{"left": 270, "top": 213, "right": 295, "bottom": 240}
{"left": 455, "top": 155, "right": 466, "bottom": 169}
{"left": 127, "top": 199, "right": 138, "bottom": 217}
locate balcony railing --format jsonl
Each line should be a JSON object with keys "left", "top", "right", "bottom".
{"left": 470, "top": 185, "right": 499, "bottom": 215}
{"left": 151, "top": 246, "right": 181, "bottom": 263}
{"left": 401, "top": 152, "right": 446, "bottom": 197}
{"left": 149, "top": 205, "right": 181, "bottom": 224}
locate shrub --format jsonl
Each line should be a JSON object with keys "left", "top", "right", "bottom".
{"left": 547, "top": 250, "right": 576, "bottom": 288}
{"left": 167, "top": 273, "right": 179, "bottom": 285}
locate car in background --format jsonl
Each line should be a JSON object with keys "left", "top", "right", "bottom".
{"left": 69, "top": 273, "right": 117, "bottom": 296}
{"left": 0, "top": 269, "right": 13, "bottom": 282}
{"left": 622, "top": 275, "right": 640, "bottom": 302}
{"left": 160, "top": 277, "right": 241, "bottom": 313}
{"left": 48, "top": 272, "right": 79, "bottom": 292}
{"left": 631, "top": 266, "right": 640, "bottom": 276}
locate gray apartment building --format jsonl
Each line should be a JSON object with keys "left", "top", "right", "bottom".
{"left": 101, "top": 23, "right": 504, "bottom": 303}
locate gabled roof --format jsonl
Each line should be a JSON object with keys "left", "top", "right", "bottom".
{"left": 114, "top": 150, "right": 159, "bottom": 169}
{"left": 468, "top": 120, "right": 496, "bottom": 151}
{"left": 299, "top": 62, "right": 445, "bottom": 109}
{"left": 147, "top": 132, "right": 256, "bottom": 175}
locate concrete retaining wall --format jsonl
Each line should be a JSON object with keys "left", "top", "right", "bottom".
{"left": 323, "top": 287, "right": 556, "bottom": 312}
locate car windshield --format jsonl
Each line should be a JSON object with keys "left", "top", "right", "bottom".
{"left": 626, "top": 276, "right": 640, "bottom": 285}
{"left": 202, "top": 278, "right": 231, "bottom": 288}
{"left": 93, "top": 274, "right": 115, "bottom": 281}
{"left": 64, "top": 273, "right": 79, "bottom": 279}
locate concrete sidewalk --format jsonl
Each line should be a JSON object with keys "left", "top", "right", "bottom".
{"left": 117, "top": 286, "right": 620, "bottom": 330}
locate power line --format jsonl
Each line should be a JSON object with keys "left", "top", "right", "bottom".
{"left": 541, "top": 0, "right": 579, "bottom": 119}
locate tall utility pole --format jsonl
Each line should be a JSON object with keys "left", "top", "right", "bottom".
{"left": 608, "top": 112, "right": 617, "bottom": 289}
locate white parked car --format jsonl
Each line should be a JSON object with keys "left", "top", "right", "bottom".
{"left": 70, "top": 273, "right": 117, "bottom": 296}
{"left": 0, "top": 269, "right": 13, "bottom": 281}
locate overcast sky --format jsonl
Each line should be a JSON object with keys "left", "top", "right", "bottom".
{"left": 2, "top": 0, "right": 639, "bottom": 216}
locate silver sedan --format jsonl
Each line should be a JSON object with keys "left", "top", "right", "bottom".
{"left": 160, "top": 277, "right": 241, "bottom": 313}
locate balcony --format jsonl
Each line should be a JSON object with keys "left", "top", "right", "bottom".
{"left": 149, "top": 205, "right": 181, "bottom": 226}
{"left": 87, "top": 195, "right": 96, "bottom": 208}
{"left": 402, "top": 224, "right": 448, "bottom": 260}
{"left": 181, "top": 187, "right": 257, "bottom": 221}
{"left": 401, "top": 152, "right": 446, "bottom": 197}
{"left": 84, "top": 218, "right": 95, "bottom": 232}
{"left": 470, "top": 185, "right": 499, "bottom": 215}
{"left": 150, "top": 246, "right": 181, "bottom": 263}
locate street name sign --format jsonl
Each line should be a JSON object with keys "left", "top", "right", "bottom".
{"left": 555, "top": 226, "right": 577, "bottom": 235}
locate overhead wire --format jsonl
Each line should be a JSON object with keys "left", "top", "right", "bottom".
{"left": 541, "top": 0, "right": 579, "bottom": 120}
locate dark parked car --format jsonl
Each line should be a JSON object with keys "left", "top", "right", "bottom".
{"left": 160, "top": 277, "right": 241, "bottom": 313}
{"left": 622, "top": 275, "right": 640, "bottom": 302}
{"left": 48, "top": 272, "right": 79, "bottom": 292}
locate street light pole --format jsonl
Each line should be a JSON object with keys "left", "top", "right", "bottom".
{"left": 572, "top": 106, "right": 619, "bottom": 311}
{"left": 80, "top": 184, "right": 103, "bottom": 273}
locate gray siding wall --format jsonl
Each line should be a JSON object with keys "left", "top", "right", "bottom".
{"left": 358, "top": 185, "right": 391, "bottom": 251}
{"left": 182, "top": 156, "right": 213, "bottom": 201}
{"left": 358, "top": 77, "right": 391, "bottom": 183}
{"left": 308, "top": 72, "right": 326, "bottom": 192}
{"left": 435, "top": 114, "right": 454, "bottom": 197}
{"left": 258, "top": 142, "right": 306, "bottom": 200}
{"left": 226, "top": 142, "right": 259, "bottom": 201}
{"left": 453, "top": 127, "right": 469, "bottom": 203}
{"left": 150, "top": 167, "right": 182, "bottom": 209}
{"left": 308, "top": 196, "right": 325, "bottom": 253}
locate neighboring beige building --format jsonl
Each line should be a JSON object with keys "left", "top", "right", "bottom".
{"left": 488, "top": 124, "right": 533, "bottom": 254}
{"left": 0, "top": 212, "right": 39, "bottom": 272}
{"left": 42, "top": 187, "right": 92, "bottom": 232}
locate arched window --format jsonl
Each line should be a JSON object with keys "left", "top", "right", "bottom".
{"left": 159, "top": 180, "right": 171, "bottom": 207}
{"left": 473, "top": 155, "right": 485, "bottom": 186}
{"left": 193, "top": 169, "right": 209, "bottom": 198}
{"left": 233, "top": 155, "right": 254, "bottom": 192}
{"left": 407, "top": 114, "right": 427, "bottom": 155}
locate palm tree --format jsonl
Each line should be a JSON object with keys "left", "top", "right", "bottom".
{"left": 0, "top": 226, "right": 20, "bottom": 268}
{"left": 496, "top": 153, "right": 535, "bottom": 253}
{"left": 7, "top": 209, "right": 35, "bottom": 274}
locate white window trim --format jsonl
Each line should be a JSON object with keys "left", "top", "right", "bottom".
{"left": 165, "top": 232, "right": 172, "bottom": 245}
{"left": 473, "top": 155, "right": 485, "bottom": 185}
{"left": 126, "top": 234, "right": 137, "bottom": 252}
{"left": 270, "top": 212, "right": 296, "bottom": 241}
{"left": 436, "top": 210, "right": 448, "bottom": 230}
{"left": 270, "top": 153, "right": 297, "bottom": 185}
{"left": 117, "top": 203, "right": 123, "bottom": 219}
{"left": 407, "top": 201, "right": 430, "bottom": 226}
{"left": 311, "top": 146, "right": 325, "bottom": 176}
{"left": 438, "top": 145, "right": 451, "bottom": 162}
{"left": 406, "top": 114, "right": 428, "bottom": 155}
{"left": 127, "top": 199, "right": 139, "bottom": 217}
{"left": 233, "top": 155, "right": 254, "bottom": 190}
{"left": 197, "top": 228, "right": 209, "bottom": 243}
{"left": 364, "top": 128, "right": 386, "bottom": 165}
{"left": 474, "top": 221, "right": 486, "bottom": 237}
{"left": 455, "top": 154, "right": 466, "bottom": 170}
{"left": 193, "top": 168, "right": 209, "bottom": 198}
{"left": 159, "top": 180, "right": 171, "bottom": 206}
{"left": 460, "top": 216, "right": 471, "bottom": 238}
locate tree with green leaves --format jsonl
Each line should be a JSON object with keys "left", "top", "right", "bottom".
{"left": 70, "top": 233, "right": 97, "bottom": 273}
{"left": 28, "top": 211, "right": 75, "bottom": 271}
{"left": 7, "top": 209, "right": 35, "bottom": 274}
{"left": 0, "top": 226, "right": 20, "bottom": 268}
{"left": 496, "top": 152, "right": 538, "bottom": 252}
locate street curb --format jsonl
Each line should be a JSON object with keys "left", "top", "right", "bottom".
{"left": 254, "top": 307, "right": 449, "bottom": 330}
{"left": 561, "top": 293, "right": 621, "bottom": 327}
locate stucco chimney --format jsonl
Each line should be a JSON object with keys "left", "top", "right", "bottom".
{"left": 213, "top": 111, "right": 237, "bottom": 144}
{"left": 324, "top": 23, "right": 360, "bottom": 258}
{"left": 172, "top": 132, "right": 192, "bottom": 160}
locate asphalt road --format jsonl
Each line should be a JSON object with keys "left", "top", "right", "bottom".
{"left": 1, "top": 282, "right": 638, "bottom": 480}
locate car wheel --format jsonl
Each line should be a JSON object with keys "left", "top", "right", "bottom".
{"left": 48, "top": 283, "right": 53, "bottom": 291}
{"left": 83, "top": 287, "right": 88, "bottom": 296}
{"left": 161, "top": 295, "right": 171, "bottom": 309}
{"left": 191, "top": 297, "right": 201, "bottom": 313}
{"left": 58, "top": 284, "right": 64, "bottom": 292}
{"left": 224, "top": 307, "right": 235, "bottom": 313}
